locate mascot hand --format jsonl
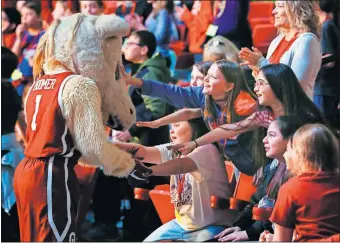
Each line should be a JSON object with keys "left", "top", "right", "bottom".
{"left": 127, "top": 160, "right": 152, "bottom": 186}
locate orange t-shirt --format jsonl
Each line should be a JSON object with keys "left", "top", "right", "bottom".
{"left": 268, "top": 34, "right": 299, "bottom": 64}
{"left": 181, "top": 2, "right": 214, "bottom": 54}
{"left": 270, "top": 171, "right": 340, "bottom": 242}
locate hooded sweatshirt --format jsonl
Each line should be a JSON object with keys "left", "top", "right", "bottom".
{"left": 129, "top": 53, "right": 174, "bottom": 146}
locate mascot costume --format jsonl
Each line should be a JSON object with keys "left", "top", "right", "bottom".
{"left": 13, "top": 13, "right": 151, "bottom": 242}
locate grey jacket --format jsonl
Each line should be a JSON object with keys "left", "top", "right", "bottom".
{"left": 258, "top": 32, "right": 322, "bottom": 99}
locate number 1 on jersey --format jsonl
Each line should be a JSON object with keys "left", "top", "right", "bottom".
{"left": 31, "top": 95, "right": 42, "bottom": 131}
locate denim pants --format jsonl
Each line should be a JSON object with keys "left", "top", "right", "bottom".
{"left": 143, "top": 219, "right": 225, "bottom": 242}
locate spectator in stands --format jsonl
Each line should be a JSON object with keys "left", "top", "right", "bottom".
{"left": 215, "top": 116, "right": 301, "bottom": 242}
{"left": 114, "top": 118, "right": 238, "bottom": 241}
{"left": 120, "top": 30, "right": 173, "bottom": 146}
{"left": 11, "top": 1, "right": 45, "bottom": 96}
{"left": 209, "top": 0, "right": 252, "bottom": 49}
{"left": 1, "top": 47, "right": 24, "bottom": 242}
{"left": 123, "top": 60, "right": 259, "bottom": 176}
{"left": 269, "top": 123, "right": 340, "bottom": 242}
{"left": 168, "top": 64, "right": 327, "bottom": 169}
{"left": 313, "top": 0, "right": 340, "bottom": 129}
{"left": 239, "top": 0, "right": 321, "bottom": 99}
{"left": 126, "top": 1, "right": 178, "bottom": 57}
{"left": 2, "top": 8, "right": 21, "bottom": 49}
{"left": 79, "top": 0, "right": 103, "bottom": 15}
{"left": 174, "top": 1, "right": 214, "bottom": 59}
{"left": 52, "top": 0, "right": 72, "bottom": 20}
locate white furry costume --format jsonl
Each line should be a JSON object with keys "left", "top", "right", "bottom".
{"left": 13, "top": 14, "right": 138, "bottom": 242}
{"left": 35, "top": 13, "right": 137, "bottom": 176}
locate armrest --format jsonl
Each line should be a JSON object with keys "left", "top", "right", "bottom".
{"left": 229, "top": 197, "right": 250, "bottom": 211}
{"left": 252, "top": 205, "right": 273, "bottom": 221}
{"left": 210, "top": 196, "right": 230, "bottom": 209}
{"left": 134, "top": 187, "right": 151, "bottom": 200}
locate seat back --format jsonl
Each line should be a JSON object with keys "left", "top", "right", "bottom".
{"left": 149, "top": 185, "right": 175, "bottom": 224}
{"left": 248, "top": 1, "right": 274, "bottom": 20}
{"left": 252, "top": 24, "right": 277, "bottom": 54}
{"left": 225, "top": 161, "right": 234, "bottom": 183}
{"left": 233, "top": 173, "right": 257, "bottom": 202}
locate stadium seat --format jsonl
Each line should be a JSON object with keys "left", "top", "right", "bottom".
{"left": 252, "top": 24, "right": 277, "bottom": 54}
{"left": 149, "top": 185, "right": 175, "bottom": 224}
{"left": 252, "top": 205, "right": 273, "bottom": 221}
{"left": 229, "top": 173, "right": 257, "bottom": 210}
{"left": 134, "top": 185, "right": 175, "bottom": 224}
{"left": 211, "top": 172, "right": 256, "bottom": 210}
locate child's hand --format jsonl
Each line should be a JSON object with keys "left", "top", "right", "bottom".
{"left": 167, "top": 141, "right": 196, "bottom": 155}
{"left": 259, "top": 230, "right": 273, "bottom": 242}
{"left": 16, "top": 24, "right": 26, "bottom": 39}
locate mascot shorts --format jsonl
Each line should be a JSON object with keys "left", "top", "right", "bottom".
{"left": 14, "top": 156, "right": 79, "bottom": 242}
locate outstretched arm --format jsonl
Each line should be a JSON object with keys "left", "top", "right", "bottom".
{"left": 136, "top": 108, "right": 202, "bottom": 128}
{"left": 150, "top": 157, "right": 198, "bottom": 176}
{"left": 123, "top": 72, "right": 204, "bottom": 109}
{"left": 62, "top": 76, "right": 135, "bottom": 177}
{"left": 112, "top": 141, "right": 162, "bottom": 164}
{"left": 169, "top": 112, "right": 261, "bottom": 154}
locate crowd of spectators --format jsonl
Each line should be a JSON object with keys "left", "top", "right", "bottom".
{"left": 2, "top": 0, "right": 339, "bottom": 242}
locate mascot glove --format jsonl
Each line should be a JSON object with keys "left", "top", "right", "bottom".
{"left": 127, "top": 159, "right": 152, "bottom": 186}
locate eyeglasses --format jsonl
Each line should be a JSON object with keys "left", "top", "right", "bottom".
{"left": 124, "top": 42, "right": 144, "bottom": 47}
{"left": 255, "top": 79, "right": 269, "bottom": 87}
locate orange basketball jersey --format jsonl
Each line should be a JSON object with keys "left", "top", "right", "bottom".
{"left": 24, "top": 71, "right": 81, "bottom": 162}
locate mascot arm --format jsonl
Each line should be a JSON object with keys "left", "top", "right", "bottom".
{"left": 62, "top": 76, "right": 135, "bottom": 177}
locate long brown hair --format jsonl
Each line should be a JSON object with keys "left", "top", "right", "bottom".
{"left": 203, "top": 60, "right": 255, "bottom": 124}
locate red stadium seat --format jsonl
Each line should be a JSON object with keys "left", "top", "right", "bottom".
{"left": 252, "top": 24, "right": 277, "bottom": 54}
{"left": 248, "top": 1, "right": 275, "bottom": 31}
{"left": 149, "top": 185, "right": 175, "bottom": 224}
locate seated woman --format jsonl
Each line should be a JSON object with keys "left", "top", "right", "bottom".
{"left": 114, "top": 118, "right": 238, "bottom": 242}
{"left": 214, "top": 116, "right": 301, "bottom": 242}
{"left": 268, "top": 123, "right": 340, "bottom": 242}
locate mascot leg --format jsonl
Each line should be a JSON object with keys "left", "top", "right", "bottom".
{"left": 14, "top": 156, "right": 79, "bottom": 242}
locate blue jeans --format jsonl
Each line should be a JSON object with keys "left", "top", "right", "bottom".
{"left": 144, "top": 219, "right": 225, "bottom": 242}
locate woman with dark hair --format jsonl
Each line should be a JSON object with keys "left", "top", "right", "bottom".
{"left": 114, "top": 118, "right": 237, "bottom": 241}
{"left": 170, "top": 64, "right": 327, "bottom": 168}
{"left": 124, "top": 60, "right": 258, "bottom": 175}
{"left": 215, "top": 116, "right": 302, "bottom": 242}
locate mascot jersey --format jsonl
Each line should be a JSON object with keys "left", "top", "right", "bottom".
{"left": 24, "top": 71, "right": 81, "bottom": 163}
{"left": 14, "top": 71, "right": 80, "bottom": 242}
